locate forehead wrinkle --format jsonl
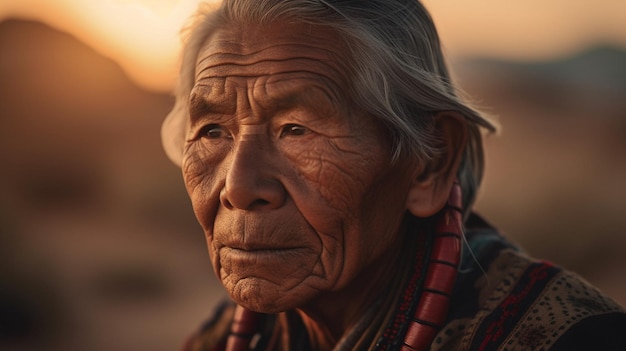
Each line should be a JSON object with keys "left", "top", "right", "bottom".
{"left": 195, "top": 57, "right": 349, "bottom": 84}
{"left": 195, "top": 41, "right": 352, "bottom": 81}
{"left": 196, "top": 42, "right": 344, "bottom": 67}
{"left": 256, "top": 75, "right": 343, "bottom": 112}
{"left": 188, "top": 79, "right": 239, "bottom": 121}
{"left": 193, "top": 71, "right": 350, "bottom": 121}
{"left": 192, "top": 73, "right": 341, "bottom": 120}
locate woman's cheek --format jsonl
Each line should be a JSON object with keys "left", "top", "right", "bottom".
{"left": 289, "top": 141, "right": 371, "bottom": 218}
{"left": 181, "top": 144, "right": 226, "bottom": 235}
{"left": 182, "top": 142, "right": 224, "bottom": 192}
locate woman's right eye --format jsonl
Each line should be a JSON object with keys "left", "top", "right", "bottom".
{"left": 201, "top": 124, "right": 231, "bottom": 139}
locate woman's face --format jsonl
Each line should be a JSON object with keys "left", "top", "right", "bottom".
{"left": 182, "top": 21, "right": 416, "bottom": 313}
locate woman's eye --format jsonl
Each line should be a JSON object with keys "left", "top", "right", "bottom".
{"left": 201, "top": 124, "right": 231, "bottom": 139}
{"left": 281, "top": 124, "right": 309, "bottom": 137}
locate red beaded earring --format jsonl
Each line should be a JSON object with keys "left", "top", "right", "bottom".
{"left": 399, "top": 182, "right": 463, "bottom": 351}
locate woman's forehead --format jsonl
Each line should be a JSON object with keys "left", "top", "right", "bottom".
{"left": 194, "top": 21, "right": 353, "bottom": 81}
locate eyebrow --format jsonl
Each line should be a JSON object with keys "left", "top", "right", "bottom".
{"left": 188, "top": 92, "right": 212, "bottom": 119}
{"left": 260, "top": 77, "right": 340, "bottom": 112}
{"left": 188, "top": 76, "right": 341, "bottom": 124}
{"left": 188, "top": 83, "right": 237, "bottom": 122}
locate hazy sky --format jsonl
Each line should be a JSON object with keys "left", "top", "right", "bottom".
{"left": 2, "top": 0, "right": 625, "bottom": 92}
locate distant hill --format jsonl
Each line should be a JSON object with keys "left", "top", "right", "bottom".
{"left": 0, "top": 19, "right": 210, "bottom": 351}
{"left": 465, "top": 46, "right": 626, "bottom": 93}
{"left": 532, "top": 47, "right": 626, "bottom": 91}
{"left": 457, "top": 46, "right": 626, "bottom": 121}
{"left": 0, "top": 19, "right": 189, "bottom": 224}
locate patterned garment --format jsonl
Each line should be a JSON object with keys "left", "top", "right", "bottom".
{"left": 433, "top": 214, "right": 626, "bottom": 350}
{"left": 183, "top": 214, "right": 626, "bottom": 350}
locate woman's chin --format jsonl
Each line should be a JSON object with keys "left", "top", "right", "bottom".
{"left": 226, "top": 277, "right": 318, "bottom": 313}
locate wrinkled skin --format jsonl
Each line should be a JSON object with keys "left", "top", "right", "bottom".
{"left": 182, "top": 22, "right": 437, "bottom": 345}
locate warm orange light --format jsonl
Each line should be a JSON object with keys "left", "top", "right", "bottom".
{"left": 2, "top": 0, "right": 625, "bottom": 92}
{"left": 0, "top": 0, "right": 215, "bottom": 92}
{"left": 423, "top": 0, "right": 626, "bottom": 60}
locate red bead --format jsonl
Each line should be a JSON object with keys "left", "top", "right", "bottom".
{"left": 424, "top": 262, "right": 457, "bottom": 294}
{"left": 231, "top": 306, "right": 262, "bottom": 335}
{"left": 431, "top": 235, "right": 461, "bottom": 266}
{"left": 414, "top": 291, "right": 449, "bottom": 327}
{"left": 447, "top": 183, "right": 462, "bottom": 209}
{"left": 434, "top": 213, "right": 462, "bottom": 236}
{"left": 225, "top": 306, "right": 262, "bottom": 351}
{"left": 403, "top": 321, "right": 439, "bottom": 350}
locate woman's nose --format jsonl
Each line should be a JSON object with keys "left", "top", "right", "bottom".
{"left": 219, "top": 139, "right": 287, "bottom": 211}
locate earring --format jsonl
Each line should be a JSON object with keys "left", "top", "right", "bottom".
{"left": 400, "top": 182, "right": 463, "bottom": 351}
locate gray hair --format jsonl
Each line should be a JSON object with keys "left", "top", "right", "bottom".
{"left": 162, "top": 0, "right": 496, "bottom": 214}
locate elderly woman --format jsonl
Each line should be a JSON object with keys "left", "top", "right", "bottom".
{"left": 161, "top": 1, "right": 626, "bottom": 350}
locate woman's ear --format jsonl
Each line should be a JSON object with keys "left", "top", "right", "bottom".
{"left": 406, "top": 112, "right": 468, "bottom": 217}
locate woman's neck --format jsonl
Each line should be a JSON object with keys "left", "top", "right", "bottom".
{"left": 295, "top": 224, "right": 419, "bottom": 350}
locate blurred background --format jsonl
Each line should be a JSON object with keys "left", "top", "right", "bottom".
{"left": 0, "top": 1, "right": 625, "bottom": 350}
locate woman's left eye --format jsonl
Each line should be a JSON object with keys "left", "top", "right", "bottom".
{"left": 280, "top": 124, "right": 309, "bottom": 137}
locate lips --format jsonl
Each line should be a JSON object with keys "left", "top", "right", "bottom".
{"left": 213, "top": 213, "right": 312, "bottom": 249}
{"left": 218, "top": 239, "right": 310, "bottom": 262}
{"left": 221, "top": 241, "right": 302, "bottom": 251}
{"left": 214, "top": 226, "right": 312, "bottom": 261}
{"left": 218, "top": 246, "right": 311, "bottom": 272}
{"left": 215, "top": 223, "right": 310, "bottom": 260}
{"left": 210, "top": 213, "right": 323, "bottom": 273}
{"left": 221, "top": 245, "right": 305, "bottom": 255}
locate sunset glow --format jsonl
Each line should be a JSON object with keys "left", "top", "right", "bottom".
{"left": 2, "top": 0, "right": 625, "bottom": 92}
{"left": 0, "top": 0, "right": 218, "bottom": 91}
